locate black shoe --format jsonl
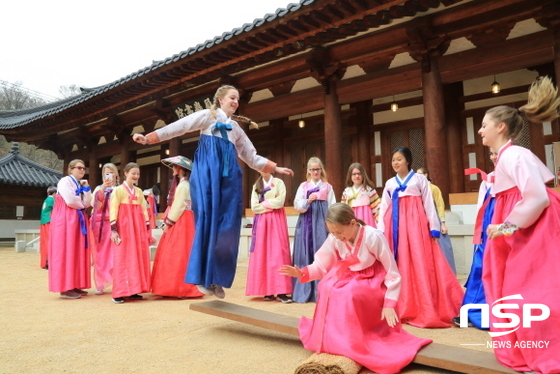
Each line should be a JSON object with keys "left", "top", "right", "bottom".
{"left": 263, "top": 295, "right": 275, "bottom": 301}
{"left": 112, "top": 297, "right": 125, "bottom": 304}
{"left": 452, "top": 316, "right": 473, "bottom": 327}
{"left": 128, "top": 294, "right": 143, "bottom": 300}
{"left": 277, "top": 294, "right": 293, "bottom": 303}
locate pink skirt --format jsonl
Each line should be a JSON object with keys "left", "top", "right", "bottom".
{"left": 483, "top": 187, "right": 560, "bottom": 374}
{"left": 39, "top": 223, "right": 50, "bottom": 268}
{"left": 246, "top": 208, "right": 292, "bottom": 296}
{"left": 91, "top": 217, "right": 113, "bottom": 292}
{"left": 48, "top": 195, "right": 91, "bottom": 292}
{"left": 352, "top": 205, "right": 377, "bottom": 228}
{"left": 383, "top": 195, "right": 463, "bottom": 327}
{"left": 151, "top": 210, "right": 203, "bottom": 298}
{"left": 299, "top": 262, "right": 432, "bottom": 374}
{"left": 112, "top": 204, "right": 151, "bottom": 298}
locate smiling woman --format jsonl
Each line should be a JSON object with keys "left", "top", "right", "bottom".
{"left": 108, "top": 162, "right": 153, "bottom": 304}
{"left": 48, "top": 159, "right": 91, "bottom": 299}
{"left": 132, "top": 85, "right": 293, "bottom": 299}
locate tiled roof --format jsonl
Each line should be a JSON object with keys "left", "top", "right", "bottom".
{"left": 0, "top": 143, "right": 62, "bottom": 187}
{"left": 0, "top": 1, "right": 313, "bottom": 131}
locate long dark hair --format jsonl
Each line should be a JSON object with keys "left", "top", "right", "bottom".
{"left": 392, "top": 146, "right": 413, "bottom": 171}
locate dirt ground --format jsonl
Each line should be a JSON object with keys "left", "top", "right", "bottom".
{"left": 0, "top": 247, "right": 495, "bottom": 374}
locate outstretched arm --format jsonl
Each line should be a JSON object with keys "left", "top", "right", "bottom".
{"left": 275, "top": 166, "right": 294, "bottom": 176}
{"left": 279, "top": 265, "right": 303, "bottom": 278}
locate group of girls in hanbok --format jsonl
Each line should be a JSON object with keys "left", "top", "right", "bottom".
{"left": 46, "top": 78, "right": 560, "bottom": 372}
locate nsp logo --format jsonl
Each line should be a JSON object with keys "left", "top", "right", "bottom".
{"left": 459, "top": 294, "right": 550, "bottom": 337}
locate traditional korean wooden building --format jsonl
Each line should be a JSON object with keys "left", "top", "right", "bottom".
{"left": 1, "top": 0, "right": 559, "bottom": 212}
{"left": 0, "top": 143, "right": 61, "bottom": 220}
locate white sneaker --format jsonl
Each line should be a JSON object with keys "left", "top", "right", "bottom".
{"left": 212, "top": 284, "right": 226, "bottom": 299}
{"left": 94, "top": 290, "right": 104, "bottom": 295}
{"left": 196, "top": 285, "right": 214, "bottom": 296}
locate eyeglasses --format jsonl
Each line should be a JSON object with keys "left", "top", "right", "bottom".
{"left": 309, "top": 168, "right": 321, "bottom": 173}
{"left": 72, "top": 166, "right": 86, "bottom": 171}
{"left": 352, "top": 172, "right": 362, "bottom": 176}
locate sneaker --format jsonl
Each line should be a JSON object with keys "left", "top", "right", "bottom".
{"left": 94, "top": 290, "right": 104, "bottom": 295}
{"left": 60, "top": 290, "right": 81, "bottom": 299}
{"left": 263, "top": 295, "right": 275, "bottom": 301}
{"left": 277, "top": 294, "right": 293, "bottom": 303}
{"left": 196, "top": 285, "right": 214, "bottom": 296}
{"left": 128, "top": 294, "right": 143, "bottom": 300}
{"left": 212, "top": 284, "right": 226, "bottom": 299}
{"left": 112, "top": 297, "right": 125, "bottom": 304}
{"left": 452, "top": 316, "right": 473, "bottom": 327}
{"left": 73, "top": 288, "right": 89, "bottom": 296}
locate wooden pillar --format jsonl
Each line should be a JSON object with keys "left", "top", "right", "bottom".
{"left": 323, "top": 78, "right": 344, "bottom": 198}
{"left": 351, "top": 101, "right": 373, "bottom": 170}
{"left": 443, "top": 82, "right": 464, "bottom": 196}
{"left": 88, "top": 145, "right": 98, "bottom": 190}
{"left": 554, "top": 23, "right": 560, "bottom": 86}
{"left": 169, "top": 138, "right": 181, "bottom": 157}
{"left": 270, "top": 118, "right": 290, "bottom": 204}
{"left": 159, "top": 147, "right": 170, "bottom": 213}
{"left": 422, "top": 56, "right": 450, "bottom": 205}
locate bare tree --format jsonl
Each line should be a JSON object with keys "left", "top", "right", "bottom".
{"left": 0, "top": 81, "right": 63, "bottom": 171}
{"left": 59, "top": 84, "right": 82, "bottom": 99}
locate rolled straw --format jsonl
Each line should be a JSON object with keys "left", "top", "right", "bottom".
{"left": 294, "top": 353, "right": 362, "bottom": 374}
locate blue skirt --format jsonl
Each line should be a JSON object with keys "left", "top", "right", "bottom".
{"left": 462, "top": 196, "right": 495, "bottom": 329}
{"left": 185, "top": 134, "right": 242, "bottom": 288}
{"left": 292, "top": 200, "right": 329, "bottom": 303}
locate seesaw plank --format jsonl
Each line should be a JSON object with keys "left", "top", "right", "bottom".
{"left": 190, "top": 300, "right": 517, "bottom": 374}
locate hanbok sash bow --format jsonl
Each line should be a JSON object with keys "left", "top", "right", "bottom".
{"left": 391, "top": 172, "right": 415, "bottom": 261}
{"left": 249, "top": 186, "right": 272, "bottom": 253}
{"left": 215, "top": 122, "right": 233, "bottom": 177}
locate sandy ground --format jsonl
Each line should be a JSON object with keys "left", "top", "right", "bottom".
{"left": 0, "top": 247, "right": 495, "bottom": 374}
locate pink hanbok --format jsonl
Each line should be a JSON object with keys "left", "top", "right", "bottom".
{"left": 48, "top": 176, "right": 91, "bottom": 292}
{"left": 378, "top": 171, "right": 463, "bottom": 328}
{"left": 90, "top": 186, "right": 114, "bottom": 292}
{"left": 483, "top": 141, "right": 560, "bottom": 374}
{"left": 109, "top": 183, "right": 151, "bottom": 298}
{"left": 341, "top": 185, "right": 380, "bottom": 227}
{"left": 246, "top": 177, "right": 292, "bottom": 296}
{"left": 298, "top": 225, "right": 432, "bottom": 374}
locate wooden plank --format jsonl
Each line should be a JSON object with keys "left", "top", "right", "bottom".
{"left": 190, "top": 300, "right": 518, "bottom": 374}
{"left": 190, "top": 300, "right": 299, "bottom": 336}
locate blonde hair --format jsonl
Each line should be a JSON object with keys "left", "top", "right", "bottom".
{"left": 486, "top": 76, "right": 560, "bottom": 140}
{"left": 210, "top": 85, "right": 259, "bottom": 129}
{"left": 325, "top": 203, "right": 366, "bottom": 227}
{"left": 102, "top": 163, "right": 120, "bottom": 185}
{"left": 306, "top": 156, "right": 328, "bottom": 182}
{"left": 67, "top": 159, "right": 85, "bottom": 174}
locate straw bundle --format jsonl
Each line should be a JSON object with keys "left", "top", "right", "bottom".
{"left": 294, "top": 353, "right": 362, "bottom": 374}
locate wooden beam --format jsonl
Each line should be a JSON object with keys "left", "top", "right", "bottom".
{"left": 190, "top": 300, "right": 299, "bottom": 336}
{"left": 190, "top": 301, "right": 518, "bottom": 374}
